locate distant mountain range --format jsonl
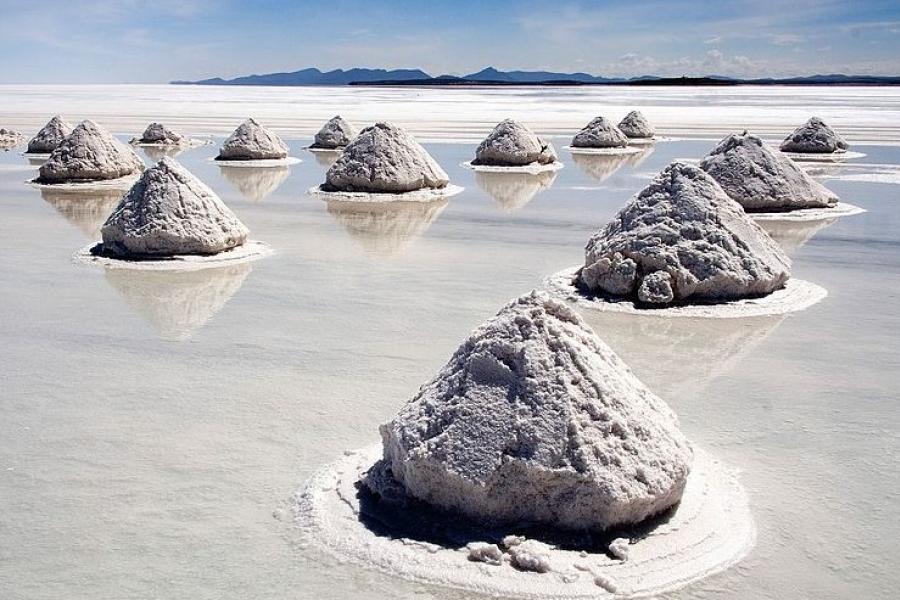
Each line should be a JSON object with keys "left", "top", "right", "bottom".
{"left": 172, "top": 67, "right": 900, "bottom": 87}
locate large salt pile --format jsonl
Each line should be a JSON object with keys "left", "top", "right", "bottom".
{"left": 700, "top": 132, "right": 838, "bottom": 211}
{"left": 311, "top": 115, "right": 356, "bottom": 149}
{"left": 571, "top": 116, "right": 630, "bottom": 148}
{"left": 618, "top": 110, "right": 655, "bottom": 139}
{"left": 216, "top": 118, "right": 288, "bottom": 161}
{"left": 132, "top": 122, "right": 185, "bottom": 146}
{"left": 36, "top": 120, "right": 144, "bottom": 183}
{"left": 373, "top": 290, "right": 693, "bottom": 531}
{"left": 322, "top": 122, "right": 449, "bottom": 193}
{"left": 578, "top": 162, "right": 791, "bottom": 306}
{"left": 472, "top": 119, "right": 558, "bottom": 166}
{"left": 780, "top": 117, "right": 848, "bottom": 154}
{"left": 27, "top": 116, "right": 73, "bottom": 154}
{"left": 98, "top": 157, "right": 248, "bottom": 257}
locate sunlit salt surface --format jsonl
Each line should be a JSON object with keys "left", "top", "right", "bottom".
{"left": 1, "top": 86, "right": 899, "bottom": 600}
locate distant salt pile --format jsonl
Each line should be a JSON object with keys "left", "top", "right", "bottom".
{"left": 36, "top": 120, "right": 144, "bottom": 183}
{"left": 700, "top": 132, "right": 838, "bottom": 211}
{"left": 323, "top": 122, "right": 449, "bottom": 193}
{"left": 216, "top": 118, "right": 288, "bottom": 161}
{"left": 0, "top": 128, "right": 25, "bottom": 149}
{"left": 780, "top": 117, "right": 848, "bottom": 154}
{"left": 311, "top": 115, "right": 356, "bottom": 149}
{"left": 372, "top": 290, "right": 693, "bottom": 531}
{"left": 98, "top": 157, "right": 248, "bottom": 258}
{"left": 472, "top": 119, "right": 558, "bottom": 166}
{"left": 618, "top": 110, "right": 655, "bottom": 139}
{"left": 132, "top": 122, "right": 185, "bottom": 146}
{"left": 27, "top": 116, "right": 73, "bottom": 154}
{"left": 571, "top": 116, "right": 629, "bottom": 148}
{"left": 578, "top": 162, "right": 791, "bottom": 306}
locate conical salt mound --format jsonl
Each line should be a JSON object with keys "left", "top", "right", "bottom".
{"left": 216, "top": 118, "right": 288, "bottom": 160}
{"left": 324, "top": 122, "right": 449, "bottom": 193}
{"left": 579, "top": 162, "right": 791, "bottom": 305}
{"left": 473, "top": 119, "right": 558, "bottom": 166}
{"left": 311, "top": 115, "right": 356, "bottom": 149}
{"left": 572, "top": 116, "right": 629, "bottom": 148}
{"left": 100, "top": 157, "right": 248, "bottom": 257}
{"left": 618, "top": 110, "right": 654, "bottom": 139}
{"left": 0, "top": 128, "right": 24, "bottom": 149}
{"left": 37, "top": 120, "right": 144, "bottom": 183}
{"left": 376, "top": 291, "right": 692, "bottom": 531}
{"left": 134, "top": 122, "right": 184, "bottom": 145}
{"left": 780, "top": 117, "right": 849, "bottom": 154}
{"left": 699, "top": 132, "right": 838, "bottom": 211}
{"left": 27, "top": 115, "right": 73, "bottom": 153}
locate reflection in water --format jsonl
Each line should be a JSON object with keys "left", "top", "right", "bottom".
{"left": 40, "top": 187, "right": 122, "bottom": 239}
{"left": 571, "top": 146, "right": 654, "bottom": 182}
{"left": 758, "top": 218, "right": 837, "bottom": 255}
{"left": 311, "top": 149, "right": 342, "bottom": 168}
{"left": 579, "top": 310, "right": 785, "bottom": 400}
{"left": 218, "top": 165, "right": 291, "bottom": 202}
{"left": 104, "top": 263, "right": 252, "bottom": 341}
{"left": 474, "top": 170, "right": 558, "bottom": 211}
{"left": 326, "top": 199, "right": 447, "bottom": 256}
{"left": 141, "top": 145, "right": 185, "bottom": 163}
{"left": 26, "top": 155, "right": 48, "bottom": 166}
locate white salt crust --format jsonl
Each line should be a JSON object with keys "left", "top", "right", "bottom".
{"left": 623, "top": 137, "right": 673, "bottom": 146}
{"left": 563, "top": 146, "right": 645, "bottom": 156}
{"left": 750, "top": 202, "right": 866, "bottom": 222}
{"left": 308, "top": 184, "right": 464, "bottom": 203}
{"left": 209, "top": 156, "right": 302, "bottom": 167}
{"left": 74, "top": 240, "right": 273, "bottom": 271}
{"left": 544, "top": 266, "right": 826, "bottom": 319}
{"left": 462, "top": 161, "right": 564, "bottom": 174}
{"left": 306, "top": 146, "right": 344, "bottom": 153}
{"left": 28, "top": 174, "right": 140, "bottom": 192}
{"left": 293, "top": 444, "right": 755, "bottom": 599}
{"left": 780, "top": 150, "right": 866, "bottom": 162}
{"left": 131, "top": 138, "right": 212, "bottom": 149}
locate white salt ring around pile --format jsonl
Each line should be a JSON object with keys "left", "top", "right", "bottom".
{"left": 543, "top": 266, "right": 827, "bottom": 319}
{"left": 307, "top": 183, "right": 464, "bottom": 203}
{"left": 563, "top": 146, "right": 645, "bottom": 156}
{"left": 131, "top": 138, "right": 213, "bottom": 148}
{"left": 210, "top": 156, "right": 302, "bottom": 167}
{"left": 780, "top": 150, "right": 866, "bottom": 162}
{"left": 462, "top": 161, "right": 564, "bottom": 174}
{"left": 293, "top": 444, "right": 755, "bottom": 600}
{"left": 28, "top": 174, "right": 141, "bottom": 192}
{"left": 750, "top": 202, "right": 866, "bottom": 222}
{"left": 306, "top": 146, "right": 345, "bottom": 153}
{"left": 74, "top": 240, "right": 273, "bottom": 272}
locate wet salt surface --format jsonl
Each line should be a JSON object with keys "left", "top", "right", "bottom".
{"left": 1, "top": 92, "right": 899, "bottom": 600}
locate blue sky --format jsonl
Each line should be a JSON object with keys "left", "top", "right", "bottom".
{"left": 0, "top": 0, "right": 899, "bottom": 82}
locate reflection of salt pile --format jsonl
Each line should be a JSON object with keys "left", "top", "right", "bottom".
{"left": 780, "top": 117, "right": 848, "bottom": 154}
{"left": 27, "top": 115, "right": 73, "bottom": 154}
{"left": 141, "top": 145, "right": 185, "bottom": 162}
{"left": 312, "top": 149, "right": 341, "bottom": 168}
{"left": 618, "top": 110, "right": 655, "bottom": 139}
{"left": 216, "top": 118, "right": 288, "bottom": 161}
{"left": 36, "top": 120, "right": 144, "bottom": 183}
{"left": 103, "top": 263, "right": 251, "bottom": 341}
{"left": 757, "top": 217, "right": 837, "bottom": 255}
{"left": 474, "top": 170, "right": 557, "bottom": 210}
{"left": 311, "top": 115, "right": 356, "bottom": 149}
{"left": 572, "top": 116, "right": 629, "bottom": 148}
{"left": 579, "top": 162, "right": 791, "bottom": 306}
{"left": 572, "top": 146, "right": 654, "bottom": 182}
{"left": 131, "top": 122, "right": 184, "bottom": 145}
{"left": 325, "top": 198, "right": 446, "bottom": 255}
{"left": 700, "top": 132, "right": 839, "bottom": 211}
{"left": 472, "top": 119, "right": 558, "bottom": 166}
{"left": 218, "top": 165, "right": 290, "bottom": 202}
{"left": 40, "top": 187, "right": 123, "bottom": 240}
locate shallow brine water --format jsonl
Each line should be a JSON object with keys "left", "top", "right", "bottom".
{"left": 0, "top": 85, "right": 898, "bottom": 600}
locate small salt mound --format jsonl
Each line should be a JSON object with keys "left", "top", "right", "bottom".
{"left": 618, "top": 110, "right": 655, "bottom": 139}
{"left": 700, "top": 132, "right": 839, "bottom": 211}
{"left": 133, "top": 122, "right": 185, "bottom": 145}
{"left": 572, "top": 116, "right": 629, "bottom": 148}
{"left": 323, "top": 122, "right": 449, "bottom": 193}
{"left": 27, "top": 116, "right": 73, "bottom": 153}
{"left": 579, "top": 162, "right": 791, "bottom": 305}
{"left": 374, "top": 290, "right": 693, "bottom": 531}
{"left": 473, "top": 119, "right": 558, "bottom": 166}
{"left": 217, "top": 118, "right": 288, "bottom": 161}
{"left": 311, "top": 115, "right": 356, "bottom": 149}
{"left": 99, "top": 157, "right": 248, "bottom": 257}
{"left": 780, "top": 117, "right": 848, "bottom": 154}
{"left": 37, "top": 120, "right": 144, "bottom": 183}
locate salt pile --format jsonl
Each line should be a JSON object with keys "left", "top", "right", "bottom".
{"left": 36, "top": 120, "right": 144, "bottom": 183}
{"left": 0, "top": 128, "right": 25, "bottom": 149}
{"left": 216, "top": 118, "right": 289, "bottom": 161}
{"left": 699, "top": 132, "right": 839, "bottom": 211}
{"left": 131, "top": 122, "right": 185, "bottom": 146}
{"left": 26, "top": 116, "right": 73, "bottom": 154}
{"left": 618, "top": 111, "right": 654, "bottom": 139}
{"left": 472, "top": 119, "right": 558, "bottom": 167}
{"left": 780, "top": 117, "right": 848, "bottom": 154}
{"left": 571, "top": 116, "right": 629, "bottom": 148}
{"left": 310, "top": 115, "right": 356, "bottom": 149}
